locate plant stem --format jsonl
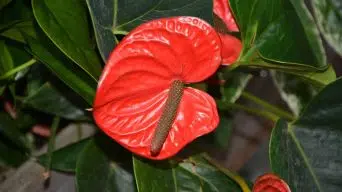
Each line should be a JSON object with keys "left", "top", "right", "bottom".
{"left": 241, "top": 91, "right": 295, "bottom": 121}
{"left": 44, "top": 116, "right": 60, "bottom": 179}
{"left": 202, "top": 153, "right": 251, "bottom": 192}
{"left": 218, "top": 100, "right": 279, "bottom": 122}
{"left": 0, "top": 58, "right": 37, "bottom": 80}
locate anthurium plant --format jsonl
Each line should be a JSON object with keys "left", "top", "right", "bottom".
{"left": 0, "top": 0, "right": 341, "bottom": 191}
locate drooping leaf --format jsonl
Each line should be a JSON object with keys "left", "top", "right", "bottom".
{"left": 32, "top": 0, "right": 102, "bottom": 79}
{"left": 270, "top": 77, "right": 342, "bottom": 192}
{"left": 230, "top": 0, "right": 327, "bottom": 71}
{"left": 22, "top": 83, "right": 88, "bottom": 120}
{"left": 133, "top": 155, "right": 243, "bottom": 192}
{"left": 38, "top": 138, "right": 91, "bottom": 172}
{"left": 76, "top": 136, "right": 136, "bottom": 192}
{"left": 22, "top": 29, "right": 97, "bottom": 105}
{"left": 86, "top": 0, "right": 213, "bottom": 61}
{"left": 312, "top": 0, "right": 342, "bottom": 57}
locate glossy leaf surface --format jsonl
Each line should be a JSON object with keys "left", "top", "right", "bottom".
{"left": 23, "top": 31, "right": 97, "bottom": 105}
{"left": 32, "top": 0, "right": 102, "bottom": 79}
{"left": 312, "top": 0, "right": 342, "bottom": 57}
{"left": 94, "top": 17, "right": 221, "bottom": 159}
{"left": 133, "top": 155, "right": 243, "bottom": 192}
{"left": 86, "top": 0, "right": 213, "bottom": 61}
{"left": 270, "top": 78, "right": 342, "bottom": 192}
{"left": 39, "top": 138, "right": 91, "bottom": 172}
{"left": 23, "top": 83, "right": 88, "bottom": 120}
{"left": 76, "top": 138, "right": 136, "bottom": 192}
{"left": 229, "top": 0, "right": 327, "bottom": 70}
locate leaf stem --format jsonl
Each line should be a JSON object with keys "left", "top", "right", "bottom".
{"left": 0, "top": 58, "right": 37, "bottom": 80}
{"left": 202, "top": 153, "right": 251, "bottom": 192}
{"left": 44, "top": 116, "right": 60, "bottom": 179}
{"left": 241, "top": 91, "right": 295, "bottom": 121}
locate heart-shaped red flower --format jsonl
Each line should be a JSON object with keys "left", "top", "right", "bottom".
{"left": 93, "top": 17, "right": 222, "bottom": 160}
{"left": 253, "top": 173, "right": 291, "bottom": 192}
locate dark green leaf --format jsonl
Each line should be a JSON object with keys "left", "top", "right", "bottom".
{"left": 1, "top": 21, "right": 37, "bottom": 43}
{"left": 230, "top": 0, "right": 327, "bottom": 70}
{"left": 32, "top": 0, "right": 102, "bottom": 80}
{"left": 133, "top": 155, "right": 243, "bottom": 192}
{"left": 23, "top": 30, "right": 97, "bottom": 105}
{"left": 0, "top": 0, "right": 11, "bottom": 10}
{"left": 0, "top": 0, "right": 32, "bottom": 30}
{"left": 270, "top": 77, "right": 342, "bottom": 192}
{"left": 39, "top": 138, "right": 91, "bottom": 172}
{"left": 86, "top": 0, "right": 213, "bottom": 61}
{"left": 0, "top": 139, "right": 28, "bottom": 167}
{"left": 23, "top": 83, "right": 88, "bottom": 120}
{"left": 76, "top": 137, "right": 136, "bottom": 192}
{"left": 312, "top": 0, "right": 342, "bottom": 57}
{"left": 0, "top": 112, "right": 29, "bottom": 151}
{"left": 0, "top": 40, "right": 14, "bottom": 78}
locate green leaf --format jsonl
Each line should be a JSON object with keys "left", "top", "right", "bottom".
{"left": 133, "top": 155, "right": 243, "bottom": 192}
{"left": 38, "top": 138, "right": 91, "bottom": 172}
{"left": 0, "top": 40, "right": 14, "bottom": 78}
{"left": 0, "top": 112, "right": 29, "bottom": 152}
{"left": 76, "top": 137, "right": 136, "bottom": 192}
{"left": 86, "top": 0, "right": 213, "bottom": 61}
{"left": 0, "top": 0, "right": 33, "bottom": 30}
{"left": 23, "top": 29, "right": 97, "bottom": 105}
{"left": 0, "top": 0, "right": 11, "bottom": 10}
{"left": 312, "top": 0, "right": 342, "bottom": 57}
{"left": 32, "top": 0, "right": 102, "bottom": 79}
{"left": 0, "top": 139, "right": 28, "bottom": 167}
{"left": 1, "top": 21, "right": 37, "bottom": 43}
{"left": 212, "top": 113, "right": 233, "bottom": 149}
{"left": 270, "top": 77, "right": 342, "bottom": 191}
{"left": 22, "top": 83, "right": 88, "bottom": 120}
{"left": 230, "top": 0, "right": 327, "bottom": 70}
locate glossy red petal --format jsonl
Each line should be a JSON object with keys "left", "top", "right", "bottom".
{"left": 93, "top": 17, "right": 221, "bottom": 159}
{"left": 213, "top": 0, "right": 239, "bottom": 32}
{"left": 93, "top": 87, "right": 219, "bottom": 160}
{"left": 219, "top": 33, "right": 242, "bottom": 65}
{"left": 253, "top": 173, "right": 291, "bottom": 192}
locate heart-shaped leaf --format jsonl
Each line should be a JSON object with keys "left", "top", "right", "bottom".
{"left": 270, "top": 77, "right": 342, "bottom": 191}
{"left": 32, "top": 0, "right": 102, "bottom": 80}
{"left": 312, "top": 0, "right": 342, "bottom": 57}
{"left": 86, "top": 0, "right": 213, "bottom": 61}
{"left": 133, "top": 155, "right": 244, "bottom": 192}
{"left": 230, "top": 0, "right": 327, "bottom": 71}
